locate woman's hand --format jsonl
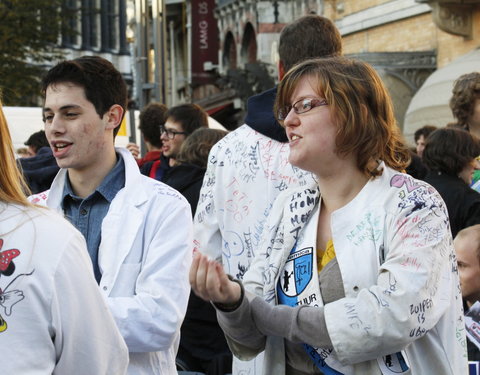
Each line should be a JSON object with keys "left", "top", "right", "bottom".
{"left": 190, "top": 251, "right": 242, "bottom": 305}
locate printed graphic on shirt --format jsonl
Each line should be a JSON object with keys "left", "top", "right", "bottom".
{"left": 277, "top": 246, "right": 313, "bottom": 305}
{"left": 377, "top": 352, "right": 410, "bottom": 374}
{"left": 0, "top": 239, "right": 34, "bottom": 333}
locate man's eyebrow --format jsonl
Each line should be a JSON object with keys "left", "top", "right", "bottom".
{"left": 43, "top": 104, "right": 82, "bottom": 113}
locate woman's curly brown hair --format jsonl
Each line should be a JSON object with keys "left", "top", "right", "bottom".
{"left": 449, "top": 72, "right": 480, "bottom": 127}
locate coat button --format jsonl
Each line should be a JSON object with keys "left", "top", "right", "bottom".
{"left": 353, "top": 286, "right": 359, "bottom": 292}
{"left": 103, "top": 286, "right": 108, "bottom": 291}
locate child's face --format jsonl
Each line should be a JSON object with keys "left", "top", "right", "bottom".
{"left": 455, "top": 234, "right": 480, "bottom": 304}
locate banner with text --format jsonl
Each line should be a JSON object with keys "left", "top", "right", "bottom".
{"left": 191, "top": 0, "right": 219, "bottom": 86}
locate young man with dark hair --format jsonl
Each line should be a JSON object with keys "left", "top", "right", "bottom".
{"left": 192, "top": 15, "right": 342, "bottom": 375}
{"left": 127, "top": 102, "right": 168, "bottom": 177}
{"left": 160, "top": 103, "right": 208, "bottom": 169}
{"left": 19, "top": 130, "right": 60, "bottom": 193}
{"left": 31, "top": 55, "right": 193, "bottom": 374}
{"left": 24, "top": 130, "right": 49, "bottom": 157}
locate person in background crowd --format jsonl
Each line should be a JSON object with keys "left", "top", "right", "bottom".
{"left": 18, "top": 130, "right": 59, "bottom": 194}
{"left": 193, "top": 16, "right": 342, "bottom": 374}
{"left": 191, "top": 56, "right": 467, "bottom": 375}
{"left": 423, "top": 127, "right": 480, "bottom": 237}
{"left": 30, "top": 55, "right": 192, "bottom": 374}
{"left": 405, "top": 125, "right": 436, "bottom": 180}
{"left": 169, "top": 127, "right": 232, "bottom": 375}
{"left": 414, "top": 125, "right": 437, "bottom": 158}
{"left": 165, "top": 127, "right": 227, "bottom": 216}
{"left": 15, "top": 147, "right": 29, "bottom": 158}
{"left": 450, "top": 72, "right": 480, "bottom": 138}
{"left": 449, "top": 72, "right": 480, "bottom": 190}
{"left": 0, "top": 99, "right": 129, "bottom": 374}
{"left": 24, "top": 130, "right": 49, "bottom": 157}
{"left": 405, "top": 149, "right": 428, "bottom": 180}
{"left": 126, "top": 102, "right": 168, "bottom": 178}
{"left": 455, "top": 224, "right": 480, "bottom": 361}
{"left": 157, "top": 103, "right": 208, "bottom": 182}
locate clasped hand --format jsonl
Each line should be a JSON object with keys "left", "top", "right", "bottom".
{"left": 189, "top": 251, "right": 242, "bottom": 305}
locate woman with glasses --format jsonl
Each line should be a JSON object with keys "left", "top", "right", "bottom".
{"left": 0, "top": 100, "right": 128, "bottom": 374}
{"left": 190, "top": 57, "right": 467, "bottom": 374}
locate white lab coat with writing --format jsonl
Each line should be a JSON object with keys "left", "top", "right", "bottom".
{"left": 232, "top": 164, "right": 467, "bottom": 375}
{"left": 31, "top": 147, "right": 193, "bottom": 374}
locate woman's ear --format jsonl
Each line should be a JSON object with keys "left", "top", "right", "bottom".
{"left": 104, "top": 104, "right": 124, "bottom": 131}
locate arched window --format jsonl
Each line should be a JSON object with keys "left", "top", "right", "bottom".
{"left": 223, "top": 31, "right": 237, "bottom": 70}
{"left": 241, "top": 23, "right": 257, "bottom": 64}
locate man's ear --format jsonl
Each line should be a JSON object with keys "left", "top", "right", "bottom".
{"left": 104, "top": 104, "right": 124, "bottom": 131}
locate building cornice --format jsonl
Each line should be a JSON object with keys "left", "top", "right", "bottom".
{"left": 416, "top": 0, "right": 480, "bottom": 38}
{"left": 336, "top": 0, "right": 431, "bottom": 36}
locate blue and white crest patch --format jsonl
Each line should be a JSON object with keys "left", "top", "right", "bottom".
{"left": 279, "top": 246, "right": 313, "bottom": 297}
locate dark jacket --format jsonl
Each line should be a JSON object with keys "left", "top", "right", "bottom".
{"left": 424, "top": 171, "right": 480, "bottom": 237}
{"left": 161, "top": 163, "right": 205, "bottom": 216}
{"left": 244, "top": 87, "right": 288, "bottom": 142}
{"left": 162, "top": 162, "right": 231, "bottom": 373}
{"left": 18, "top": 147, "right": 59, "bottom": 194}
{"left": 406, "top": 150, "right": 428, "bottom": 180}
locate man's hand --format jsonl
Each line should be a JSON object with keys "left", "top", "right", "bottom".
{"left": 190, "top": 251, "right": 241, "bottom": 305}
{"left": 126, "top": 143, "right": 140, "bottom": 158}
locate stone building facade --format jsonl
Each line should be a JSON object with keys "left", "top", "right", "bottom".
{"left": 213, "top": 0, "right": 480, "bottom": 135}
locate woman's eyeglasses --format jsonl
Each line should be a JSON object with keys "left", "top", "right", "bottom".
{"left": 277, "top": 98, "right": 328, "bottom": 121}
{"left": 159, "top": 125, "right": 187, "bottom": 139}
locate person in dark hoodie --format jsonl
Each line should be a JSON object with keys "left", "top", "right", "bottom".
{"left": 169, "top": 127, "right": 231, "bottom": 375}
{"left": 18, "top": 130, "right": 59, "bottom": 193}
{"left": 192, "top": 15, "right": 342, "bottom": 375}
{"left": 157, "top": 103, "right": 208, "bottom": 183}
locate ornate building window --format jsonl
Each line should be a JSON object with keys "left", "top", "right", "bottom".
{"left": 81, "top": 0, "right": 101, "bottom": 50}
{"left": 102, "top": 0, "right": 119, "bottom": 51}
{"left": 223, "top": 31, "right": 237, "bottom": 70}
{"left": 62, "top": 0, "right": 81, "bottom": 47}
{"left": 241, "top": 23, "right": 257, "bottom": 64}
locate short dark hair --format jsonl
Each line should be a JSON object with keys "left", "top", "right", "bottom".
{"left": 423, "top": 127, "right": 480, "bottom": 176}
{"left": 139, "top": 102, "right": 167, "bottom": 148}
{"left": 165, "top": 104, "right": 208, "bottom": 136}
{"left": 177, "top": 128, "right": 228, "bottom": 168}
{"left": 414, "top": 125, "right": 437, "bottom": 142}
{"left": 24, "top": 130, "right": 49, "bottom": 153}
{"left": 450, "top": 72, "right": 480, "bottom": 128}
{"left": 278, "top": 15, "right": 342, "bottom": 73}
{"left": 41, "top": 55, "right": 128, "bottom": 137}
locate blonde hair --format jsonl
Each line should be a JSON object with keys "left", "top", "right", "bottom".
{"left": 0, "top": 100, "right": 31, "bottom": 205}
{"left": 275, "top": 57, "right": 410, "bottom": 177}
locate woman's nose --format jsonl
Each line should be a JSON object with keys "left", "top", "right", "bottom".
{"left": 283, "top": 109, "right": 300, "bottom": 128}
